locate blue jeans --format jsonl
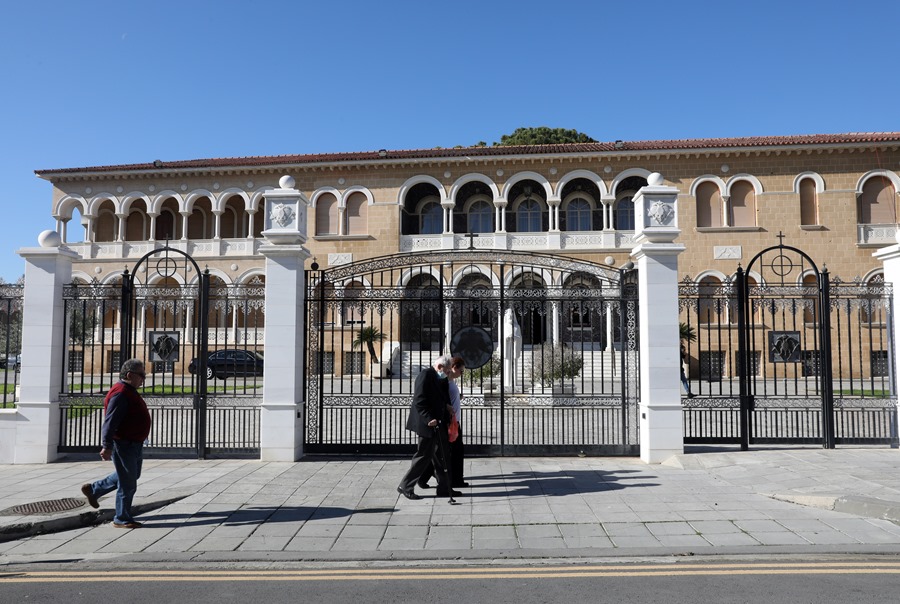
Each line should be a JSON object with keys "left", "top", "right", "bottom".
{"left": 91, "top": 440, "right": 143, "bottom": 524}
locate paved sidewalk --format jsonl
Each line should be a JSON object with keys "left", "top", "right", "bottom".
{"left": 1, "top": 447, "right": 900, "bottom": 563}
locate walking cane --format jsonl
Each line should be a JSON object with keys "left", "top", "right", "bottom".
{"left": 434, "top": 422, "right": 457, "bottom": 505}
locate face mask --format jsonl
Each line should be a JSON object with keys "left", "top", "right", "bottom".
{"left": 437, "top": 370, "right": 447, "bottom": 379}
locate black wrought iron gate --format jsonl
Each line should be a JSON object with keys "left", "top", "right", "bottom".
{"left": 680, "top": 239, "right": 897, "bottom": 448}
{"left": 304, "top": 250, "right": 641, "bottom": 456}
{"left": 59, "top": 245, "right": 264, "bottom": 458}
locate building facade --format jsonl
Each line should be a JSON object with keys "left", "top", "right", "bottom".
{"left": 36, "top": 132, "right": 900, "bottom": 381}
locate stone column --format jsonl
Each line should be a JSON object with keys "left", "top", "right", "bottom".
{"left": 630, "top": 173, "right": 686, "bottom": 464}
{"left": 873, "top": 242, "right": 900, "bottom": 440}
{"left": 9, "top": 231, "right": 80, "bottom": 463}
{"left": 258, "top": 175, "right": 311, "bottom": 461}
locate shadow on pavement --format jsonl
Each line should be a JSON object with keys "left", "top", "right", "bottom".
{"left": 146, "top": 506, "right": 397, "bottom": 528}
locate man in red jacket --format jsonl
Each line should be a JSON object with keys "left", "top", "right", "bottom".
{"left": 81, "top": 358, "right": 152, "bottom": 528}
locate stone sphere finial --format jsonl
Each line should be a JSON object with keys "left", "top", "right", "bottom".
{"left": 38, "top": 230, "right": 62, "bottom": 248}
{"left": 278, "top": 175, "right": 296, "bottom": 189}
{"left": 647, "top": 172, "right": 664, "bottom": 186}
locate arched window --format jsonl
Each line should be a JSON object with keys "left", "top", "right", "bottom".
{"left": 155, "top": 209, "right": 177, "bottom": 240}
{"left": 124, "top": 206, "right": 148, "bottom": 242}
{"left": 516, "top": 199, "right": 542, "bottom": 232}
{"left": 799, "top": 178, "right": 818, "bottom": 226}
{"left": 315, "top": 193, "right": 338, "bottom": 236}
{"left": 729, "top": 181, "right": 756, "bottom": 227}
{"left": 345, "top": 192, "right": 367, "bottom": 236}
{"left": 614, "top": 196, "right": 634, "bottom": 231}
{"left": 420, "top": 201, "right": 442, "bottom": 234}
{"left": 95, "top": 203, "right": 117, "bottom": 242}
{"left": 696, "top": 182, "right": 722, "bottom": 228}
{"left": 698, "top": 276, "right": 723, "bottom": 324}
{"left": 342, "top": 281, "right": 366, "bottom": 324}
{"left": 858, "top": 177, "right": 896, "bottom": 224}
{"left": 566, "top": 198, "right": 591, "bottom": 231}
{"left": 467, "top": 200, "right": 493, "bottom": 233}
{"left": 802, "top": 273, "right": 818, "bottom": 324}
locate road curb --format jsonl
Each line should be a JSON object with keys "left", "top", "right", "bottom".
{"left": 0, "top": 493, "right": 190, "bottom": 543}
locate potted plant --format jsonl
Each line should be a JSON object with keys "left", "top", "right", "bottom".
{"left": 352, "top": 326, "right": 388, "bottom": 377}
{"left": 530, "top": 344, "right": 583, "bottom": 393}
{"left": 473, "top": 353, "right": 501, "bottom": 395}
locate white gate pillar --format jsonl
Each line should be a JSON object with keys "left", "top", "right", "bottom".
{"left": 630, "top": 173, "right": 685, "bottom": 464}
{"left": 7, "top": 231, "right": 79, "bottom": 463}
{"left": 873, "top": 242, "right": 900, "bottom": 440}
{"left": 258, "top": 175, "right": 311, "bottom": 461}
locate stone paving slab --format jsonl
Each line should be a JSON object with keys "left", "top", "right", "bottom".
{"left": 1, "top": 448, "right": 900, "bottom": 562}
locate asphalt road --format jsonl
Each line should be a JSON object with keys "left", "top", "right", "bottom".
{"left": 2, "top": 556, "right": 900, "bottom": 603}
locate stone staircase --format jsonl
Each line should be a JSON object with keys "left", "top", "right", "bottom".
{"left": 390, "top": 347, "right": 623, "bottom": 380}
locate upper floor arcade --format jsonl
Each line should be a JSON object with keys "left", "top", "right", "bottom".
{"left": 39, "top": 133, "right": 900, "bottom": 263}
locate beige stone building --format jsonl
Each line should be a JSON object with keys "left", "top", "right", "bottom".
{"left": 35, "top": 132, "right": 900, "bottom": 380}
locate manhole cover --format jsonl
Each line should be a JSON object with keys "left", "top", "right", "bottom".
{"left": 0, "top": 498, "right": 87, "bottom": 516}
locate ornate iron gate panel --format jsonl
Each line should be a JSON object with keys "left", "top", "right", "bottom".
{"left": 305, "top": 250, "right": 640, "bottom": 456}
{"left": 58, "top": 245, "right": 264, "bottom": 458}
{"left": 680, "top": 238, "right": 897, "bottom": 448}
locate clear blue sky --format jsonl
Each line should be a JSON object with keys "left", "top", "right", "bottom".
{"left": 2, "top": 0, "right": 898, "bottom": 281}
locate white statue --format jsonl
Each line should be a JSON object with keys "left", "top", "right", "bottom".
{"left": 502, "top": 309, "right": 523, "bottom": 393}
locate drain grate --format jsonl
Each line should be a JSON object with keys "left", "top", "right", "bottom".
{"left": 0, "top": 498, "right": 88, "bottom": 516}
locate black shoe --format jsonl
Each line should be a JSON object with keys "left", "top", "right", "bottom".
{"left": 416, "top": 480, "right": 433, "bottom": 489}
{"left": 453, "top": 482, "right": 471, "bottom": 488}
{"left": 437, "top": 489, "right": 463, "bottom": 497}
{"left": 687, "top": 392, "right": 696, "bottom": 399}
{"left": 397, "top": 487, "right": 421, "bottom": 500}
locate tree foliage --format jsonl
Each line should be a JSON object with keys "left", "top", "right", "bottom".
{"left": 494, "top": 127, "right": 596, "bottom": 146}
{"left": 352, "top": 326, "right": 386, "bottom": 364}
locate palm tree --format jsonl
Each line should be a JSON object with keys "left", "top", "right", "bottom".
{"left": 352, "top": 326, "right": 385, "bottom": 364}
{"left": 679, "top": 322, "right": 697, "bottom": 343}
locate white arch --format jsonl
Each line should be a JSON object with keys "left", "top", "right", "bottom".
{"left": 689, "top": 175, "right": 727, "bottom": 198}
{"left": 87, "top": 193, "right": 119, "bottom": 216}
{"left": 695, "top": 269, "right": 730, "bottom": 284}
{"left": 121, "top": 192, "right": 151, "bottom": 214}
{"left": 501, "top": 171, "right": 553, "bottom": 201}
{"left": 150, "top": 191, "right": 185, "bottom": 215}
{"left": 54, "top": 194, "right": 88, "bottom": 219}
{"left": 397, "top": 175, "right": 447, "bottom": 205}
{"left": 856, "top": 169, "right": 900, "bottom": 194}
{"left": 186, "top": 268, "right": 232, "bottom": 286}
{"left": 216, "top": 188, "right": 251, "bottom": 213}
{"left": 725, "top": 174, "right": 764, "bottom": 196}
{"left": 70, "top": 270, "right": 93, "bottom": 284}
{"left": 342, "top": 186, "right": 375, "bottom": 207}
{"left": 503, "top": 266, "right": 552, "bottom": 289}
{"left": 100, "top": 271, "right": 126, "bottom": 285}
{"left": 556, "top": 169, "right": 609, "bottom": 198}
{"left": 310, "top": 187, "right": 341, "bottom": 209}
{"left": 793, "top": 171, "right": 826, "bottom": 194}
{"left": 184, "top": 189, "right": 216, "bottom": 213}
{"left": 235, "top": 268, "right": 266, "bottom": 284}
{"left": 610, "top": 168, "right": 652, "bottom": 195}
{"left": 863, "top": 267, "right": 885, "bottom": 283}
{"left": 448, "top": 173, "right": 501, "bottom": 203}
{"left": 249, "top": 186, "right": 275, "bottom": 212}
{"left": 450, "top": 264, "right": 500, "bottom": 288}
{"left": 337, "top": 276, "right": 373, "bottom": 290}
{"left": 397, "top": 266, "right": 445, "bottom": 288}
{"left": 145, "top": 272, "right": 186, "bottom": 286}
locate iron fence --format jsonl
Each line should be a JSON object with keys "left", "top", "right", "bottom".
{"left": 0, "top": 284, "right": 23, "bottom": 409}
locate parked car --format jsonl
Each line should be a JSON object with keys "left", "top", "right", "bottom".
{"left": 0, "top": 355, "right": 20, "bottom": 372}
{"left": 188, "top": 349, "right": 264, "bottom": 380}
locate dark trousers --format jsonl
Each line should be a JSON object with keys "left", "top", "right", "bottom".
{"left": 399, "top": 431, "right": 448, "bottom": 493}
{"left": 419, "top": 424, "right": 464, "bottom": 487}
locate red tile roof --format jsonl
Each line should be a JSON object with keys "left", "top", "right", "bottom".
{"left": 35, "top": 132, "right": 900, "bottom": 176}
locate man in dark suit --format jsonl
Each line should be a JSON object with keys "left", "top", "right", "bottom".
{"left": 397, "top": 354, "right": 461, "bottom": 500}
